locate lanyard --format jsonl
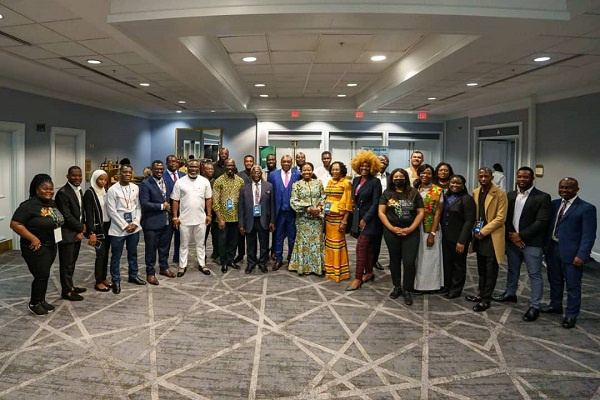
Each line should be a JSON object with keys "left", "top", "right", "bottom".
{"left": 119, "top": 184, "right": 133, "bottom": 210}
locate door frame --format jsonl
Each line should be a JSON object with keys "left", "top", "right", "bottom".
{"left": 0, "top": 121, "right": 26, "bottom": 250}
{"left": 50, "top": 126, "right": 86, "bottom": 183}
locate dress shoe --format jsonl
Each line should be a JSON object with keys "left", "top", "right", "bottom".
{"left": 259, "top": 264, "right": 268, "bottom": 273}
{"left": 94, "top": 284, "right": 110, "bottom": 292}
{"left": 444, "top": 292, "right": 461, "bottom": 299}
{"left": 62, "top": 291, "right": 84, "bottom": 301}
{"left": 40, "top": 301, "right": 55, "bottom": 312}
{"left": 362, "top": 274, "right": 375, "bottom": 283}
{"left": 228, "top": 263, "right": 240, "bottom": 270}
{"left": 159, "top": 269, "right": 176, "bottom": 278}
{"left": 437, "top": 287, "right": 449, "bottom": 295}
{"left": 492, "top": 292, "right": 517, "bottom": 303}
{"left": 112, "top": 283, "right": 121, "bottom": 294}
{"left": 404, "top": 291, "right": 413, "bottom": 305}
{"left": 273, "top": 261, "right": 282, "bottom": 271}
{"left": 176, "top": 268, "right": 186, "bottom": 277}
{"left": 147, "top": 275, "right": 159, "bottom": 285}
{"left": 540, "top": 304, "right": 563, "bottom": 314}
{"left": 221, "top": 265, "right": 228, "bottom": 274}
{"left": 374, "top": 261, "right": 384, "bottom": 270}
{"left": 245, "top": 266, "right": 254, "bottom": 274}
{"left": 128, "top": 276, "right": 146, "bottom": 285}
{"left": 198, "top": 266, "right": 211, "bottom": 275}
{"left": 234, "top": 255, "right": 244, "bottom": 264}
{"left": 473, "top": 302, "right": 490, "bottom": 312}
{"left": 73, "top": 287, "right": 87, "bottom": 293}
{"left": 389, "top": 286, "right": 402, "bottom": 299}
{"left": 102, "top": 280, "right": 112, "bottom": 288}
{"left": 465, "top": 295, "right": 482, "bottom": 303}
{"left": 523, "top": 307, "right": 540, "bottom": 322}
{"left": 410, "top": 290, "right": 424, "bottom": 296}
{"left": 562, "top": 317, "right": 577, "bottom": 329}
{"left": 346, "top": 279, "right": 363, "bottom": 291}
{"left": 28, "top": 303, "right": 48, "bottom": 316}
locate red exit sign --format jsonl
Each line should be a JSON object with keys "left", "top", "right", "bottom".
{"left": 417, "top": 112, "right": 427, "bottom": 120}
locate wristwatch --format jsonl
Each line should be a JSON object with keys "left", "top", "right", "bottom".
{"left": 430, "top": 231, "right": 436, "bottom": 236}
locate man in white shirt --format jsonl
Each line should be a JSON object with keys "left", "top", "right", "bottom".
{"left": 171, "top": 159, "right": 213, "bottom": 277}
{"left": 404, "top": 151, "right": 424, "bottom": 184}
{"left": 314, "top": 151, "right": 332, "bottom": 188}
{"left": 107, "top": 164, "right": 144, "bottom": 294}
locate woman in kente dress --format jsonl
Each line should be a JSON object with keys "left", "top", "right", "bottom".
{"left": 289, "top": 162, "right": 326, "bottom": 275}
{"left": 324, "top": 161, "right": 353, "bottom": 282}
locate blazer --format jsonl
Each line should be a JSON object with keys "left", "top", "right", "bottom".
{"left": 268, "top": 168, "right": 301, "bottom": 217}
{"left": 238, "top": 180, "right": 275, "bottom": 232}
{"left": 139, "top": 176, "right": 173, "bottom": 230}
{"left": 472, "top": 184, "right": 508, "bottom": 264}
{"left": 505, "top": 187, "right": 552, "bottom": 248}
{"left": 55, "top": 183, "right": 84, "bottom": 243}
{"left": 163, "top": 169, "right": 185, "bottom": 189}
{"left": 547, "top": 197, "right": 597, "bottom": 264}
{"left": 351, "top": 175, "right": 382, "bottom": 236}
{"left": 442, "top": 192, "right": 476, "bottom": 245}
{"left": 82, "top": 188, "right": 107, "bottom": 237}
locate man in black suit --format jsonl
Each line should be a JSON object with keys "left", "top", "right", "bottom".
{"left": 56, "top": 166, "right": 86, "bottom": 301}
{"left": 235, "top": 155, "right": 255, "bottom": 264}
{"left": 239, "top": 165, "right": 276, "bottom": 273}
{"left": 493, "top": 167, "right": 552, "bottom": 322}
{"left": 140, "top": 160, "right": 176, "bottom": 285}
{"left": 163, "top": 155, "right": 185, "bottom": 263}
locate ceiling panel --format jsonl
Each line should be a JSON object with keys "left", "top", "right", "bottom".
{"left": 37, "top": 57, "right": 78, "bottom": 69}
{"left": 306, "top": 73, "right": 342, "bottom": 82}
{"left": 1, "top": 24, "right": 68, "bottom": 43}
{"left": 63, "top": 67, "right": 99, "bottom": 77}
{"left": 219, "top": 35, "right": 268, "bottom": 53}
{"left": 237, "top": 64, "right": 272, "bottom": 74}
{"left": 343, "top": 73, "right": 377, "bottom": 81}
{"left": 78, "top": 38, "right": 131, "bottom": 54}
{"left": 273, "top": 73, "right": 306, "bottom": 82}
{"left": 272, "top": 64, "right": 310, "bottom": 74}
{"left": 43, "top": 19, "right": 107, "bottom": 41}
{"left": 241, "top": 74, "right": 273, "bottom": 83}
{"left": 1, "top": 0, "right": 78, "bottom": 22}
{"left": 347, "top": 63, "right": 388, "bottom": 73}
{"left": 0, "top": 5, "right": 34, "bottom": 26}
{"left": 268, "top": 34, "right": 319, "bottom": 51}
{"left": 127, "top": 63, "right": 164, "bottom": 74}
{"left": 38, "top": 41, "right": 94, "bottom": 56}
{"left": 273, "top": 81, "right": 304, "bottom": 88}
{"left": 311, "top": 63, "right": 349, "bottom": 73}
{"left": 546, "top": 37, "right": 600, "bottom": 54}
{"left": 3, "top": 45, "right": 56, "bottom": 59}
{"left": 314, "top": 46, "right": 362, "bottom": 63}
{"left": 365, "top": 32, "right": 424, "bottom": 52}
{"left": 105, "top": 52, "right": 148, "bottom": 65}
{"left": 270, "top": 51, "right": 313, "bottom": 64}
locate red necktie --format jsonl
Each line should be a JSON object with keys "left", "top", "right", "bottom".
{"left": 284, "top": 172, "right": 289, "bottom": 188}
{"left": 173, "top": 172, "right": 177, "bottom": 182}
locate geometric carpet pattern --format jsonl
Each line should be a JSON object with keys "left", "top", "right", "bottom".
{"left": 1, "top": 236, "right": 599, "bottom": 399}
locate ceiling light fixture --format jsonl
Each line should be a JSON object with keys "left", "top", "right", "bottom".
{"left": 178, "top": 100, "right": 186, "bottom": 104}
{"left": 428, "top": 97, "right": 436, "bottom": 100}
{"left": 176, "top": 110, "right": 182, "bottom": 114}
{"left": 373, "top": 111, "right": 378, "bottom": 113}
{"left": 139, "top": 83, "right": 150, "bottom": 87}
{"left": 337, "top": 94, "right": 346, "bottom": 97}
{"left": 390, "top": 111, "right": 397, "bottom": 114}
{"left": 86, "top": 59, "right": 102, "bottom": 65}
{"left": 371, "top": 55, "right": 387, "bottom": 62}
{"left": 346, "top": 83, "right": 358, "bottom": 87}
{"left": 0, "top": 14, "right": 4, "bottom": 20}
{"left": 210, "top": 110, "right": 216, "bottom": 113}
{"left": 534, "top": 56, "right": 551, "bottom": 62}
{"left": 255, "top": 83, "right": 265, "bottom": 87}
{"left": 259, "top": 94, "right": 268, "bottom": 97}
{"left": 242, "top": 56, "right": 257, "bottom": 62}
{"left": 466, "top": 82, "right": 478, "bottom": 87}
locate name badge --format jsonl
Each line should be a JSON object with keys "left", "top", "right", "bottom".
{"left": 226, "top": 198, "right": 234, "bottom": 210}
{"left": 54, "top": 227, "right": 63, "bottom": 243}
{"left": 324, "top": 201, "right": 332, "bottom": 213}
{"left": 473, "top": 220, "right": 484, "bottom": 235}
{"left": 124, "top": 212, "right": 133, "bottom": 223}
{"left": 253, "top": 204, "right": 262, "bottom": 217}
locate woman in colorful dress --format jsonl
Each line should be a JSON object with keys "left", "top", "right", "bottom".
{"left": 414, "top": 164, "right": 445, "bottom": 292}
{"left": 289, "top": 162, "right": 326, "bottom": 275}
{"left": 324, "top": 161, "right": 353, "bottom": 282}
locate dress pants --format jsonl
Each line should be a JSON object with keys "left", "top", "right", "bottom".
{"left": 476, "top": 253, "right": 499, "bottom": 304}
{"left": 371, "top": 231, "right": 383, "bottom": 265}
{"left": 180, "top": 224, "right": 207, "bottom": 268}
{"left": 274, "top": 209, "right": 296, "bottom": 263}
{"left": 355, "top": 232, "right": 373, "bottom": 280}
{"left": 209, "top": 219, "right": 220, "bottom": 259}
{"left": 144, "top": 223, "right": 172, "bottom": 276}
{"left": 383, "top": 228, "right": 420, "bottom": 291}
{"left": 237, "top": 232, "right": 246, "bottom": 258}
{"left": 94, "top": 222, "right": 111, "bottom": 284}
{"left": 58, "top": 240, "right": 81, "bottom": 295}
{"left": 22, "top": 244, "right": 56, "bottom": 305}
{"left": 246, "top": 218, "right": 269, "bottom": 267}
{"left": 506, "top": 242, "right": 544, "bottom": 308}
{"left": 109, "top": 233, "right": 140, "bottom": 284}
{"left": 546, "top": 241, "right": 583, "bottom": 318}
{"left": 218, "top": 222, "right": 239, "bottom": 266}
{"left": 441, "top": 238, "right": 467, "bottom": 296}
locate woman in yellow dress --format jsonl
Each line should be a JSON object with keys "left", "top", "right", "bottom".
{"left": 324, "top": 161, "right": 353, "bottom": 282}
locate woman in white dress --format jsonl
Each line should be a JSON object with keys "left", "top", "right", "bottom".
{"left": 414, "top": 164, "right": 444, "bottom": 291}
{"left": 492, "top": 163, "right": 506, "bottom": 191}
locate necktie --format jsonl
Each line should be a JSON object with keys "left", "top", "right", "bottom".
{"left": 173, "top": 172, "right": 177, "bottom": 182}
{"left": 255, "top": 183, "right": 260, "bottom": 205}
{"left": 553, "top": 200, "right": 568, "bottom": 239}
{"left": 78, "top": 189, "right": 83, "bottom": 220}
{"left": 284, "top": 172, "right": 289, "bottom": 188}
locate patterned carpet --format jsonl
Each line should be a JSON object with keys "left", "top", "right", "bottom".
{"left": 0, "top": 235, "right": 599, "bottom": 399}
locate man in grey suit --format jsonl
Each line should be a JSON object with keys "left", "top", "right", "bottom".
{"left": 239, "top": 165, "right": 275, "bottom": 274}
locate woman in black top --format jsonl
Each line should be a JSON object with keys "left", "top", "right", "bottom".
{"left": 378, "top": 168, "right": 424, "bottom": 305}
{"left": 440, "top": 175, "right": 476, "bottom": 298}
{"left": 10, "top": 174, "right": 64, "bottom": 316}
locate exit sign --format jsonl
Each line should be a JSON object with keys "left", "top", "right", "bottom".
{"left": 417, "top": 112, "right": 427, "bottom": 120}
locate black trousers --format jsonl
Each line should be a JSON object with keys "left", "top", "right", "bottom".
{"left": 442, "top": 238, "right": 468, "bottom": 296}
{"left": 383, "top": 228, "right": 420, "bottom": 291}
{"left": 209, "top": 219, "right": 220, "bottom": 259}
{"left": 372, "top": 231, "right": 383, "bottom": 265}
{"left": 218, "top": 222, "right": 239, "bottom": 266}
{"left": 476, "top": 253, "right": 499, "bottom": 303}
{"left": 170, "top": 226, "right": 180, "bottom": 262}
{"left": 237, "top": 232, "right": 246, "bottom": 258}
{"left": 58, "top": 240, "right": 81, "bottom": 295}
{"left": 144, "top": 223, "right": 172, "bottom": 276}
{"left": 22, "top": 245, "right": 56, "bottom": 305}
{"left": 246, "top": 219, "right": 269, "bottom": 267}
{"left": 94, "top": 222, "right": 111, "bottom": 284}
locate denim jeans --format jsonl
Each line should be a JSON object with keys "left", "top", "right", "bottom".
{"left": 506, "top": 242, "right": 544, "bottom": 308}
{"left": 109, "top": 232, "right": 139, "bottom": 284}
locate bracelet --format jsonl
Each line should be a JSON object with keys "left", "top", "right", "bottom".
{"left": 172, "top": 217, "right": 179, "bottom": 221}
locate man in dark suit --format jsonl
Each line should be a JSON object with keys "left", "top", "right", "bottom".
{"left": 56, "top": 166, "right": 86, "bottom": 301}
{"left": 542, "top": 177, "right": 597, "bottom": 329}
{"left": 493, "top": 167, "right": 552, "bottom": 322}
{"left": 235, "top": 155, "right": 255, "bottom": 264}
{"left": 140, "top": 160, "right": 176, "bottom": 285}
{"left": 163, "top": 155, "right": 185, "bottom": 263}
{"left": 239, "top": 165, "right": 275, "bottom": 274}
{"left": 268, "top": 155, "right": 301, "bottom": 270}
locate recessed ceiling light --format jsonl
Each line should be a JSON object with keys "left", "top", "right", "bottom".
{"left": 259, "top": 94, "right": 269, "bottom": 97}
{"left": 243, "top": 56, "right": 257, "bottom": 62}
{"left": 139, "top": 83, "right": 150, "bottom": 87}
{"left": 390, "top": 111, "right": 397, "bottom": 114}
{"left": 534, "top": 56, "right": 551, "bottom": 62}
{"left": 0, "top": 14, "right": 4, "bottom": 20}
{"left": 373, "top": 111, "right": 378, "bottom": 113}
{"left": 254, "top": 83, "right": 265, "bottom": 87}
{"left": 428, "top": 97, "right": 437, "bottom": 100}
{"left": 337, "top": 94, "right": 346, "bottom": 97}
{"left": 178, "top": 100, "right": 186, "bottom": 104}
{"left": 176, "top": 110, "right": 182, "bottom": 114}
{"left": 466, "top": 82, "right": 478, "bottom": 87}
{"left": 346, "top": 83, "right": 358, "bottom": 87}
{"left": 86, "top": 59, "right": 102, "bottom": 65}
{"left": 210, "top": 110, "right": 216, "bottom": 113}
{"left": 371, "top": 55, "right": 387, "bottom": 62}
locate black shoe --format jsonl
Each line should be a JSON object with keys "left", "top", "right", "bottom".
{"left": 221, "top": 265, "right": 228, "bottom": 274}
{"left": 234, "top": 255, "right": 244, "bottom": 264}
{"left": 523, "top": 307, "right": 540, "bottom": 322}
{"left": 562, "top": 317, "right": 577, "bottom": 329}
{"left": 346, "top": 280, "right": 362, "bottom": 291}
{"left": 62, "top": 291, "right": 84, "bottom": 301}
{"left": 445, "top": 292, "right": 461, "bottom": 299}
{"left": 410, "top": 290, "right": 424, "bottom": 296}
{"left": 404, "top": 292, "right": 413, "bottom": 306}
{"left": 374, "top": 262, "right": 384, "bottom": 270}
{"left": 28, "top": 303, "right": 48, "bottom": 316}
{"left": 259, "top": 264, "right": 268, "bottom": 273}
{"left": 492, "top": 292, "right": 517, "bottom": 303}
{"left": 465, "top": 295, "right": 482, "bottom": 303}
{"left": 540, "top": 304, "right": 563, "bottom": 314}
{"left": 112, "top": 283, "right": 121, "bottom": 294}
{"left": 73, "top": 287, "right": 87, "bottom": 293}
{"left": 228, "top": 263, "right": 240, "bottom": 270}
{"left": 245, "top": 266, "right": 254, "bottom": 274}
{"left": 389, "top": 286, "right": 402, "bottom": 299}
{"left": 40, "top": 301, "right": 55, "bottom": 312}
{"left": 128, "top": 276, "right": 146, "bottom": 285}
{"left": 177, "top": 268, "right": 187, "bottom": 277}
{"left": 473, "top": 302, "right": 490, "bottom": 312}
{"left": 198, "top": 266, "right": 211, "bottom": 275}
{"left": 437, "top": 288, "right": 449, "bottom": 295}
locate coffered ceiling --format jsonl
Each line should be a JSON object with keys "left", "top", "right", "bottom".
{"left": 0, "top": 0, "right": 600, "bottom": 119}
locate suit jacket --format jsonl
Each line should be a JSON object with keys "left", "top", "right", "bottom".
{"left": 56, "top": 183, "right": 84, "bottom": 243}
{"left": 82, "top": 188, "right": 106, "bottom": 237}
{"left": 268, "top": 168, "right": 301, "bottom": 217}
{"left": 238, "top": 180, "right": 275, "bottom": 232}
{"left": 163, "top": 169, "right": 185, "bottom": 189}
{"left": 139, "top": 176, "right": 173, "bottom": 230}
{"left": 472, "top": 184, "right": 508, "bottom": 264}
{"left": 442, "top": 192, "right": 476, "bottom": 245}
{"left": 351, "top": 175, "right": 382, "bottom": 236}
{"left": 505, "top": 187, "right": 552, "bottom": 248}
{"left": 547, "top": 197, "right": 597, "bottom": 264}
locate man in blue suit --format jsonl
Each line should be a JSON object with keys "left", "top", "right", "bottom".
{"left": 140, "top": 160, "right": 175, "bottom": 284}
{"left": 542, "top": 177, "right": 597, "bottom": 329}
{"left": 268, "top": 155, "right": 301, "bottom": 270}
{"left": 163, "top": 155, "right": 185, "bottom": 264}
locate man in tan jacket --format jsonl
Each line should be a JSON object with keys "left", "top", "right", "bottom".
{"left": 466, "top": 167, "right": 507, "bottom": 312}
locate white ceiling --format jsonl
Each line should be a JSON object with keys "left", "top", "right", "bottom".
{"left": 0, "top": 0, "right": 599, "bottom": 119}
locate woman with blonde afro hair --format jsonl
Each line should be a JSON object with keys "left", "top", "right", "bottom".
{"left": 350, "top": 150, "right": 382, "bottom": 176}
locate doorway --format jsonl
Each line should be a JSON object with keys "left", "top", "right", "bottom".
{"left": 475, "top": 123, "right": 521, "bottom": 192}
{"left": 50, "top": 127, "right": 86, "bottom": 189}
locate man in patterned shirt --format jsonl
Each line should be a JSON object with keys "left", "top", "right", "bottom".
{"left": 213, "top": 159, "right": 246, "bottom": 273}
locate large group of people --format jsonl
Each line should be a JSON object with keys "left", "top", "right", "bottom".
{"left": 10, "top": 148, "right": 597, "bottom": 330}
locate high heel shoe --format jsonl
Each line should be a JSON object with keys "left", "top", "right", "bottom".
{"left": 362, "top": 274, "right": 375, "bottom": 283}
{"left": 346, "top": 279, "right": 363, "bottom": 291}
